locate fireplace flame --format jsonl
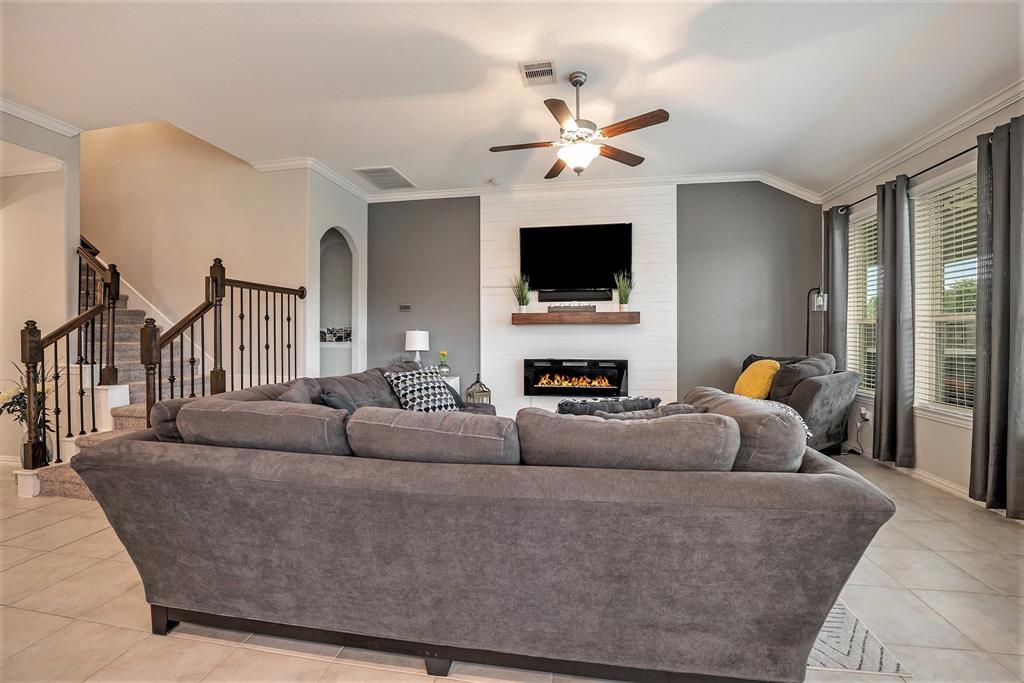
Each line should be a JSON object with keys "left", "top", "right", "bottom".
{"left": 537, "top": 373, "right": 613, "bottom": 388}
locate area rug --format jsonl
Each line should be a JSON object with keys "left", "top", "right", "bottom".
{"left": 808, "top": 599, "right": 907, "bottom": 676}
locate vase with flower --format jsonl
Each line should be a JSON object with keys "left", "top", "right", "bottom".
{"left": 437, "top": 350, "right": 452, "bottom": 377}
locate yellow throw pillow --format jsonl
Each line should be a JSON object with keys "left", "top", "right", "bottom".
{"left": 733, "top": 359, "right": 781, "bottom": 399}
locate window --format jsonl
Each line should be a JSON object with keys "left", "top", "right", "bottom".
{"left": 913, "top": 175, "right": 978, "bottom": 412}
{"left": 847, "top": 212, "right": 879, "bottom": 393}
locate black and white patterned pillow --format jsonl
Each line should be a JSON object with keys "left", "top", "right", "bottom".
{"left": 384, "top": 366, "right": 460, "bottom": 413}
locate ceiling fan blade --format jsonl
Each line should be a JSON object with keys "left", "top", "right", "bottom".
{"left": 489, "top": 142, "right": 554, "bottom": 152}
{"left": 600, "top": 109, "right": 669, "bottom": 138}
{"left": 544, "top": 158, "right": 567, "bottom": 179}
{"left": 599, "top": 145, "right": 644, "bottom": 167}
{"left": 544, "top": 99, "right": 576, "bottom": 129}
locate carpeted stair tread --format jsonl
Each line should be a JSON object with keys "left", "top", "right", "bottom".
{"left": 75, "top": 430, "right": 125, "bottom": 449}
{"left": 36, "top": 463, "right": 95, "bottom": 501}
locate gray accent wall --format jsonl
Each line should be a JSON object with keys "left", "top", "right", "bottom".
{"left": 677, "top": 182, "right": 822, "bottom": 392}
{"left": 368, "top": 197, "right": 480, "bottom": 382}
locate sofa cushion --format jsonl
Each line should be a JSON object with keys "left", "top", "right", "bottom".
{"left": 316, "top": 362, "right": 418, "bottom": 410}
{"left": 149, "top": 398, "right": 194, "bottom": 442}
{"left": 594, "top": 402, "right": 708, "bottom": 420}
{"left": 516, "top": 407, "right": 739, "bottom": 471}
{"left": 682, "top": 387, "right": 807, "bottom": 472}
{"left": 733, "top": 359, "right": 780, "bottom": 399}
{"left": 556, "top": 396, "right": 662, "bottom": 416}
{"left": 347, "top": 407, "right": 519, "bottom": 464}
{"left": 384, "top": 366, "right": 460, "bottom": 412}
{"left": 278, "top": 377, "right": 324, "bottom": 405}
{"left": 177, "top": 398, "right": 351, "bottom": 456}
{"left": 769, "top": 353, "right": 837, "bottom": 404}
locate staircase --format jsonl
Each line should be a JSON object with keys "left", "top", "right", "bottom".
{"left": 21, "top": 243, "right": 306, "bottom": 500}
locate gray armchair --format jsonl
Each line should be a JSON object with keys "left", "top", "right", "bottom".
{"left": 741, "top": 354, "right": 861, "bottom": 453}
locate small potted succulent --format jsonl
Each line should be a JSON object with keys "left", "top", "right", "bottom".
{"left": 510, "top": 274, "right": 531, "bottom": 313}
{"left": 614, "top": 271, "right": 634, "bottom": 312}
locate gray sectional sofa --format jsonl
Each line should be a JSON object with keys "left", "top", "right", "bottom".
{"left": 72, "top": 363, "right": 894, "bottom": 683}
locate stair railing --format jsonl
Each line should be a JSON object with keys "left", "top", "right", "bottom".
{"left": 19, "top": 251, "right": 121, "bottom": 469}
{"left": 141, "top": 258, "right": 306, "bottom": 426}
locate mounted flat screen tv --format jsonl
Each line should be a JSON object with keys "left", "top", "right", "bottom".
{"left": 519, "top": 224, "right": 632, "bottom": 301}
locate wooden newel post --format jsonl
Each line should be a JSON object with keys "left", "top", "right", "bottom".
{"left": 141, "top": 318, "right": 161, "bottom": 427}
{"left": 20, "top": 321, "right": 46, "bottom": 470}
{"left": 209, "top": 258, "right": 226, "bottom": 394}
{"left": 100, "top": 264, "right": 120, "bottom": 385}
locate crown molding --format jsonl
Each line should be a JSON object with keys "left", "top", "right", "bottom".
{"left": 0, "top": 97, "right": 81, "bottom": 137}
{"left": 250, "top": 157, "right": 370, "bottom": 202}
{"left": 0, "top": 158, "right": 64, "bottom": 178}
{"left": 820, "top": 79, "right": 1024, "bottom": 205}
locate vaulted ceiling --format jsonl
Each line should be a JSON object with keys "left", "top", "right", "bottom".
{"left": 3, "top": 2, "right": 1020, "bottom": 198}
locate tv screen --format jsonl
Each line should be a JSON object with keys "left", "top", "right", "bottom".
{"left": 519, "top": 224, "right": 632, "bottom": 291}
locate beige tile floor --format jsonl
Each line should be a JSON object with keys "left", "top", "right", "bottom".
{"left": 1, "top": 456, "right": 1021, "bottom": 683}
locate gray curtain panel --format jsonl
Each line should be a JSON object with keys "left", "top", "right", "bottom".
{"left": 873, "top": 175, "right": 916, "bottom": 467}
{"left": 825, "top": 207, "right": 850, "bottom": 371}
{"left": 971, "top": 116, "right": 1024, "bottom": 519}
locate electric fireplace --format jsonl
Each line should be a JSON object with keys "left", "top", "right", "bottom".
{"left": 523, "top": 359, "right": 628, "bottom": 397}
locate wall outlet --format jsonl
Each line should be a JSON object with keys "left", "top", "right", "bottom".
{"left": 859, "top": 406, "right": 871, "bottom": 423}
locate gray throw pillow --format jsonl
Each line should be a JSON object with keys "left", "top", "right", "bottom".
{"left": 319, "top": 390, "right": 357, "bottom": 413}
{"left": 277, "top": 377, "right": 323, "bottom": 404}
{"left": 556, "top": 396, "right": 662, "bottom": 415}
{"left": 769, "top": 353, "right": 836, "bottom": 404}
{"left": 594, "top": 402, "right": 708, "bottom": 420}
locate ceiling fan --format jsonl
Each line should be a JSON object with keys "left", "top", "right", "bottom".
{"left": 489, "top": 70, "right": 669, "bottom": 179}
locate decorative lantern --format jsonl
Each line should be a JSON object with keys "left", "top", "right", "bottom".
{"left": 465, "top": 373, "right": 491, "bottom": 405}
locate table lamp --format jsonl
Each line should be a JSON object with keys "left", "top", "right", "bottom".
{"left": 405, "top": 330, "right": 429, "bottom": 363}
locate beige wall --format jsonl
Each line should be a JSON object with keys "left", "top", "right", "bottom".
{"left": 81, "top": 122, "right": 309, "bottom": 340}
{"left": 0, "top": 169, "right": 68, "bottom": 462}
{"left": 0, "top": 112, "right": 80, "bottom": 464}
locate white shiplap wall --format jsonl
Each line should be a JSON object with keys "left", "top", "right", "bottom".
{"left": 480, "top": 183, "right": 677, "bottom": 416}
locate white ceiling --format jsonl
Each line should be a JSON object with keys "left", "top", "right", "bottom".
{"left": 2, "top": 2, "right": 1020, "bottom": 198}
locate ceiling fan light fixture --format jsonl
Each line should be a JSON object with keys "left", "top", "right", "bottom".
{"left": 556, "top": 142, "right": 600, "bottom": 174}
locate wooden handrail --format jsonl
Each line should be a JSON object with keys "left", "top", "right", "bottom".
{"left": 224, "top": 278, "right": 306, "bottom": 299}
{"left": 40, "top": 303, "right": 105, "bottom": 348}
{"left": 158, "top": 300, "right": 214, "bottom": 349}
{"left": 76, "top": 246, "right": 109, "bottom": 280}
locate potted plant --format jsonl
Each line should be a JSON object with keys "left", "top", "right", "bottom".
{"left": 510, "top": 274, "right": 531, "bottom": 313}
{"left": 1, "top": 364, "right": 57, "bottom": 466}
{"left": 614, "top": 271, "right": 634, "bottom": 312}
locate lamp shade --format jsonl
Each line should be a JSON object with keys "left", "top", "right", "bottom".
{"left": 405, "top": 330, "right": 429, "bottom": 352}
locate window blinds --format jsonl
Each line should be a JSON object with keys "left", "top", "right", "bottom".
{"left": 847, "top": 212, "right": 879, "bottom": 393}
{"left": 912, "top": 175, "right": 978, "bottom": 412}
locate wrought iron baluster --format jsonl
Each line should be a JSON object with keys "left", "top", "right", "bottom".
{"left": 273, "top": 292, "right": 278, "bottom": 383}
{"left": 168, "top": 338, "right": 176, "bottom": 399}
{"left": 77, "top": 326, "right": 86, "bottom": 436}
{"left": 65, "top": 335, "right": 73, "bottom": 438}
{"left": 98, "top": 307, "right": 105, "bottom": 382}
{"left": 230, "top": 286, "right": 235, "bottom": 391}
{"left": 286, "top": 295, "right": 293, "bottom": 381}
{"left": 40, "top": 351, "right": 49, "bottom": 463}
{"left": 266, "top": 290, "right": 274, "bottom": 382}
{"left": 158, "top": 360, "right": 163, "bottom": 402}
{"left": 201, "top": 315, "right": 206, "bottom": 396}
{"left": 88, "top": 319, "right": 97, "bottom": 433}
{"left": 256, "top": 289, "right": 261, "bottom": 384}
{"left": 248, "top": 288, "right": 253, "bottom": 389}
{"left": 52, "top": 344, "right": 61, "bottom": 463}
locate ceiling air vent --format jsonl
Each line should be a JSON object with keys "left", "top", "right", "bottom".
{"left": 519, "top": 60, "right": 556, "bottom": 86}
{"left": 353, "top": 166, "right": 416, "bottom": 191}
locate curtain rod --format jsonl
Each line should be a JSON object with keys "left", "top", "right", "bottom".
{"left": 838, "top": 143, "right": 980, "bottom": 212}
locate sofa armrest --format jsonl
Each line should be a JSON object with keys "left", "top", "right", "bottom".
{"left": 788, "top": 371, "right": 860, "bottom": 450}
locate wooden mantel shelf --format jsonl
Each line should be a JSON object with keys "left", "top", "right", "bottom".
{"left": 511, "top": 311, "right": 641, "bottom": 325}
